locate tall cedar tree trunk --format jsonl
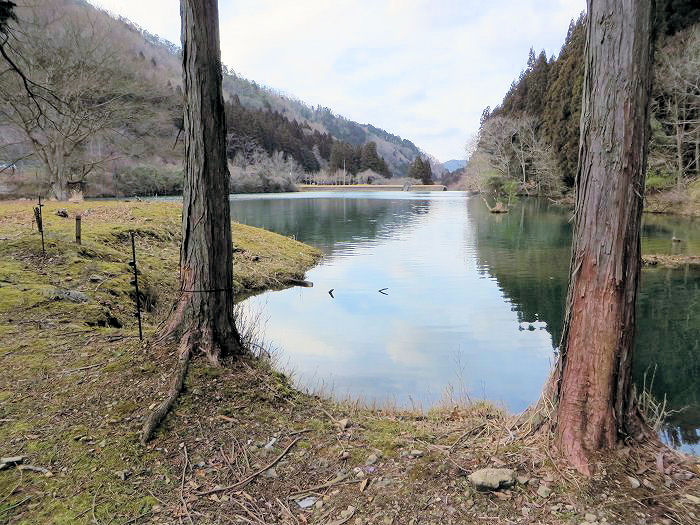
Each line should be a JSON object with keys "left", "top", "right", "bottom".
{"left": 158, "top": 0, "right": 241, "bottom": 364}
{"left": 552, "top": 0, "right": 656, "bottom": 475}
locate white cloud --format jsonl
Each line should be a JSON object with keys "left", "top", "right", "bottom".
{"left": 90, "top": 0, "right": 585, "bottom": 160}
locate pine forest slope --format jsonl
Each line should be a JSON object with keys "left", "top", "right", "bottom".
{"left": 458, "top": 2, "right": 700, "bottom": 208}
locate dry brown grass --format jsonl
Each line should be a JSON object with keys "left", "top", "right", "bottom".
{"left": 642, "top": 254, "right": 700, "bottom": 268}
{"left": 645, "top": 186, "right": 700, "bottom": 217}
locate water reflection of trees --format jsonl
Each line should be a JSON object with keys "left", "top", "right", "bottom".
{"left": 470, "top": 197, "right": 700, "bottom": 447}
{"left": 641, "top": 214, "right": 700, "bottom": 255}
{"left": 635, "top": 267, "right": 700, "bottom": 444}
{"left": 469, "top": 197, "right": 571, "bottom": 345}
{"left": 231, "top": 195, "right": 431, "bottom": 256}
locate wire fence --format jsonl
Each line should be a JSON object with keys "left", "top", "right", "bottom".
{"left": 3, "top": 200, "right": 246, "bottom": 342}
{"left": 3, "top": 198, "right": 388, "bottom": 343}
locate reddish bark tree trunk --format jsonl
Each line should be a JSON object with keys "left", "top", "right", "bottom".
{"left": 552, "top": 0, "right": 656, "bottom": 475}
{"left": 158, "top": 0, "right": 241, "bottom": 364}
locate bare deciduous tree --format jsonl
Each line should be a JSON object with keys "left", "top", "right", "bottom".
{"left": 472, "top": 113, "right": 561, "bottom": 196}
{"left": 653, "top": 27, "right": 700, "bottom": 187}
{"left": 0, "top": 1, "right": 152, "bottom": 199}
{"left": 512, "top": 114, "right": 537, "bottom": 185}
{"left": 479, "top": 116, "right": 517, "bottom": 179}
{"left": 530, "top": 140, "right": 560, "bottom": 195}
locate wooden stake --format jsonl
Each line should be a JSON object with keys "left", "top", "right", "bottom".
{"left": 75, "top": 215, "right": 81, "bottom": 245}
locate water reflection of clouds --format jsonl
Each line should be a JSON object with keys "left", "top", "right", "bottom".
{"left": 385, "top": 321, "right": 433, "bottom": 368}
{"left": 242, "top": 193, "right": 555, "bottom": 412}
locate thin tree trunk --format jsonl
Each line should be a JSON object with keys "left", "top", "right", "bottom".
{"left": 49, "top": 163, "right": 67, "bottom": 200}
{"left": 46, "top": 144, "right": 68, "bottom": 200}
{"left": 675, "top": 110, "right": 684, "bottom": 189}
{"left": 549, "top": 0, "right": 656, "bottom": 475}
{"left": 50, "top": 181, "right": 67, "bottom": 200}
{"left": 157, "top": 0, "right": 241, "bottom": 364}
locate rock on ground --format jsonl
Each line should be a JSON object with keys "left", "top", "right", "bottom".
{"left": 468, "top": 468, "right": 516, "bottom": 491}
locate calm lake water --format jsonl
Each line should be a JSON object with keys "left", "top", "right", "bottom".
{"left": 230, "top": 191, "right": 700, "bottom": 453}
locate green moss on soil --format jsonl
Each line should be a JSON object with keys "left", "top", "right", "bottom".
{"left": 0, "top": 199, "right": 320, "bottom": 524}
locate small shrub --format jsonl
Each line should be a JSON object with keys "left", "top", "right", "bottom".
{"left": 229, "top": 151, "right": 299, "bottom": 193}
{"left": 482, "top": 173, "right": 507, "bottom": 195}
{"left": 112, "top": 165, "right": 183, "bottom": 197}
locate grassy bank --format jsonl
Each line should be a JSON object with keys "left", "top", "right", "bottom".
{"left": 0, "top": 200, "right": 321, "bottom": 301}
{"left": 0, "top": 200, "right": 698, "bottom": 524}
{"left": 643, "top": 254, "right": 700, "bottom": 268}
{"left": 644, "top": 180, "right": 700, "bottom": 217}
{"left": 462, "top": 184, "right": 700, "bottom": 219}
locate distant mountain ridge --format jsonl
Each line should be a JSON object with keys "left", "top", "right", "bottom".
{"left": 442, "top": 159, "right": 466, "bottom": 172}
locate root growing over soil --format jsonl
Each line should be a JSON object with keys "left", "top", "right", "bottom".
{"left": 141, "top": 337, "right": 193, "bottom": 444}
{"left": 141, "top": 319, "right": 243, "bottom": 444}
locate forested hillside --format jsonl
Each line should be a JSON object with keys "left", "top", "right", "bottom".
{"left": 459, "top": 1, "right": 700, "bottom": 211}
{"left": 219, "top": 72, "right": 425, "bottom": 178}
{"left": 111, "top": 0, "right": 428, "bottom": 179}
{"left": 0, "top": 0, "right": 431, "bottom": 199}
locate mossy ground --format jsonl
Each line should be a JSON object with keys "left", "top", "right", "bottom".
{"left": 1, "top": 200, "right": 698, "bottom": 524}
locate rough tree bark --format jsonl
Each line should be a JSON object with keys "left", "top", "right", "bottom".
{"left": 157, "top": 0, "right": 242, "bottom": 363}
{"left": 142, "top": 0, "right": 241, "bottom": 445}
{"left": 548, "top": 0, "right": 657, "bottom": 475}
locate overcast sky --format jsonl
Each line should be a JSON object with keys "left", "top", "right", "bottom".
{"left": 90, "top": 0, "right": 585, "bottom": 162}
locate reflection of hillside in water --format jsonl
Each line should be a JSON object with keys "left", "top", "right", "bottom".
{"left": 470, "top": 197, "right": 700, "bottom": 450}
{"left": 636, "top": 267, "right": 700, "bottom": 449}
{"left": 231, "top": 194, "right": 431, "bottom": 256}
{"left": 470, "top": 198, "right": 571, "bottom": 346}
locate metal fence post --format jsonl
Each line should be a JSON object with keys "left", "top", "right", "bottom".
{"left": 35, "top": 196, "right": 45, "bottom": 256}
{"left": 130, "top": 232, "right": 143, "bottom": 340}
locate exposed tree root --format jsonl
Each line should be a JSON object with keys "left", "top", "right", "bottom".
{"left": 155, "top": 296, "right": 242, "bottom": 366}
{"left": 142, "top": 277, "right": 243, "bottom": 444}
{"left": 140, "top": 337, "right": 193, "bottom": 445}
{"left": 141, "top": 320, "right": 242, "bottom": 444}
{"left": 514, "top": 366, "right": 559, "bottom": 438}
{"left": 519, "top": 404, "right": 662, "bottom": 477}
